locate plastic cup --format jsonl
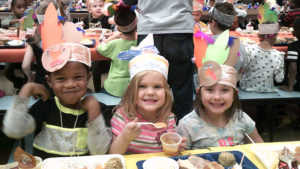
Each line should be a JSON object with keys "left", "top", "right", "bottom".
{"left": 160, "top": 132, "right": 182, "bottom": 156}
{"left": 19, "top": 30, "right": 27, "bottom": 40}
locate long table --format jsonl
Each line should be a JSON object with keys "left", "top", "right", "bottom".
{"left": 0, "top": 37, "right": 109, "bottom": 62}
{"left": 238, "top": 87, "right": 300, "bottom": 142}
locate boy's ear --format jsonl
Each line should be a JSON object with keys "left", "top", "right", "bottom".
{"left": 45, "top": 75, "right": 52, "bottom": 88}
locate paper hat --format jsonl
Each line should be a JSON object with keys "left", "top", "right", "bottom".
{"left": 41, "top": 2, "right": 91, "bottom": 72}
{"left": 198, "top": 60, "right": 237, "bottom": 88}
{"left": 117, "top": 17, "right": 137, "bottom": 33}
{"left": 129, "top": 53, "right": 169, "bottom": 80}
{"left": 257, "top": 2, "right": 279, "bottom": 34}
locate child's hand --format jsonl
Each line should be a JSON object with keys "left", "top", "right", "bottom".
{"left": 19, "top": 83, "right": 50, "bottom": 101}
{"left": 179, "top": 137, "right": 187, "bottom": 152}
{"left": 80, "top": 95, "right": 101, "bottom": 122}
{"left": 280, "top": 85, "right": 293, "bottom": 92}
{"left": 121, "top": 118, "right": 141, "bottom": 141}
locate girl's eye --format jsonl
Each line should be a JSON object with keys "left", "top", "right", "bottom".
{"left": 75, "top": 75, "right": 83, "bottom": 79}
{"left": 139, "top": 85, "right": 146, "bottom": 88}
{"left": 154, "top": 85, "right": 162, "bottom": 89}
{"left": 56, "top": 77, "right": 64, "bottom": 81}
{"left": 205, "top": 88, "right": 214, "bottom": 92}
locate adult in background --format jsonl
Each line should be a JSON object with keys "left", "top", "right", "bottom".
{"left": 123, "top": 0, "right": 194, "bottom": 121}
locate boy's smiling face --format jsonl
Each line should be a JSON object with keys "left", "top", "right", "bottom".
{"left": 46, "top": 62, "right": 91, "bottom": 109}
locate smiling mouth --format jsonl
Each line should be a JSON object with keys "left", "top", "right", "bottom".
{"left": 143, "top": 99, "right": 157, "bottom": 104}
{"left": 210, "top": 103, "right": 224, "bottom": 107}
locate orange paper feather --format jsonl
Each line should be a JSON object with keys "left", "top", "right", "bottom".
{"left": 41, "top": 2, "right": 64, "bottom": 50}
{"left": 193, "top": 25, "right": 207, "bottom": 68}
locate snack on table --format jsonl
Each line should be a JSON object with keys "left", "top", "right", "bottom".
{"left": 80, "top": 38, "right": 94, "bottom": 45}
{"left": 218, "top": 152, "right": 236, "bottom": 167}
{"left": 143, "top": 157, "right": 179, "bottom": 169}
{"left": 104, "top": 157, "right": 123, "bottom": 169}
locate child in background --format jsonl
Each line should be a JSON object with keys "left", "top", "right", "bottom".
{"left": 109, "top": 53, "right": 186, "bottom": 154}
{"left": 240, "top": 22, "right": 284, "bottom": 92}
{"left": 83, "top": 0, "right": 114, "bottom": 92}
{"left": 178, "top": 61, "right": 263, "bottom": 149}
{"left": 3, "top": 0, "right": 27, "bottom": 93}
{"left": 280, "top": 0, "right": 300, "bottom": 27}
{"left": 280, "top": 17, "right": 300, "bottom": 127}
{"left": 96, "top": 9, "right": 137, "bottom": 97}
{"left": 1, "top": 0, "right": 26, "bottom": 28}
{"left": 22, "top": 1, "right": 57, "bottom": 93}
{"left": 208, "top": 2, "right": 246, "bottom": 73}
{"left": 2, "top": 3, "right": 111, "bottom": 159}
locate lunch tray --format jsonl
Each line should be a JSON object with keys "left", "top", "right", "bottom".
{"left": 136, "top": 151, "right": 258, "bottom": 169}
{"left": 0, "top": 40, "right": 25, "bottom": 49}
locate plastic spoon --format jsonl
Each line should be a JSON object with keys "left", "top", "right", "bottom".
{"left": 136, "top": 122, "right": 167, "bottom": 128}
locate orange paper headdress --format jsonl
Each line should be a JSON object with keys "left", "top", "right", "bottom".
{"left": 41, "top": 3, "right": 91, "bottom": 72}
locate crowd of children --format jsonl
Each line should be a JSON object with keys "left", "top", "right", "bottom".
{"left": 1, "top": 0, "right": 300, "bottom": 160}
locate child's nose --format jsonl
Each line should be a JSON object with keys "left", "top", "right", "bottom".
{"left": 65, "top": 79, "right": 76, "bottom": 88}
{"left": 213, "top": 91, "right": 222, "bottom": 100}
{"left": 146, "top": 88, "right": 154, "bottom": 95}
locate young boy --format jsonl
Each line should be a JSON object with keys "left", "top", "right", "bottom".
{"left": 96, "top": 9, "right": 137, "bottom": 98}
{"left": 3, "top": 43, "right": 111, "bottom": 158}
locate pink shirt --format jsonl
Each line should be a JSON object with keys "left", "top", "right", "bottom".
{"left": 111, "top": 108, "right": 176, "bottom": 154}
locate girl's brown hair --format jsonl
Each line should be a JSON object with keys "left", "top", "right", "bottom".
{"left": 115, "top": 70, "right": 173, "bottom": 122}
{"left": 193, "top": 86, "right": 242, "bottom": 119}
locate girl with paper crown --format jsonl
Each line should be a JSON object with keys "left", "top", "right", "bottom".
{"left": 109, "top": 37, "right": 186, "bottom": 154}
{"left": 3, "top": 2, "right": 111, "bottom": 159}
{"left": 178, "top": 29, "right": 263, "bottom": 149}
{"left": 240, "top": 2, "right": 284, "bottom": 92}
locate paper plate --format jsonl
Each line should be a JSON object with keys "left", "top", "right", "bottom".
{"left": 42, "top": 154, "right": 126, "bottom": 169}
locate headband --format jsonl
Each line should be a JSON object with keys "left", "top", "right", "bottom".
{"left": 211, "top": 8, "right": 235, "bottom": 27}
{"left": 129, "top": 53, "right": 169, "bottom": 80}
{"left": 198, "top": 61, "right": 237, "bottom": 89}
{"left": 117, "top": 17, "right": 137, "bottom": 33}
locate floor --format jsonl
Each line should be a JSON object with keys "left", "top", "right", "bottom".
{"left": 1, "top": 67, "right": 300, "bottom": 164}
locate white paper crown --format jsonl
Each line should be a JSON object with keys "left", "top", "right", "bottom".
{"left": 258, "top": 23, "right": 279, "bottom": 34}
{"left": 129, "top": 53, "right": 169, "bottom": 80}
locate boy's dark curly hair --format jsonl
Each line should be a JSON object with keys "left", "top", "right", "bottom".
{"left": 114, "top": 10, "right": 137, "bottom": 35}
{"left": 209, "top": 2, "right": 237, "bottom": 31}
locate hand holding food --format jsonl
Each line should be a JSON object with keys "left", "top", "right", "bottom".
{"left": 121, "top": 118, "right": 141, "bottom": 141}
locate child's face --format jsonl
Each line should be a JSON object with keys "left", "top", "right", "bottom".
{"left": 12, "top": 0, "right": 27, "bottom": 19}
{"left": 200, "top": 83, "right": 234, "bottom": 116}
{"left": 46, "top": 62, "right": 91, "bottom": 109}
{"left": 136, "top": 71, "right": 166, "bottom": 118}
{"left": 89, "top": 1, "right": 104, "bottom": 18}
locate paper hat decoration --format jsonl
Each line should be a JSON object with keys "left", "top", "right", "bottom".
{"left": 21, "top": 8, "right": 35, "bottom": 31}
{"left": 198, "top": 60, "right": 237, "bottom": 89}
{"left": 193, "top": 29, "right": 240, "bottom": 68}
{"left": 210, "top": 7, "right": 235, "bottom": 27}
{"left": 129, "top": 53, "right": 169, "bottom": 80}
{"left": 41, "top": 2, "right": 91, "bottom": 72}
{"left": 257, "top": 2, "right": 279, "bottom": 34}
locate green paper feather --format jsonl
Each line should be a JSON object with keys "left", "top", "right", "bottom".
{"left": 202, "top": 30, "right": 230, "bottom": 64}
{"left": 264, "top": 10, "right": 278, "bottom": 23}
{"left": 258, "top": 2, "right": 278, "bottom": 24}
{"left": 22, "top": 8, "right": 34, "bottom": 30}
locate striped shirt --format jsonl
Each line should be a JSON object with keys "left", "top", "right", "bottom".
{"left": 111, "top": 108, "right": 176, "bottom": 154}
{"left": 280, "top": 8, "right": 300, "bottom": 27}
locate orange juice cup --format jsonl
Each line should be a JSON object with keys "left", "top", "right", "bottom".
{"left": 160, "top": 132, "right": 182, "bottom": 156}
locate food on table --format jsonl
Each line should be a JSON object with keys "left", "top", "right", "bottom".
{"left": 14, "top": 147, "right": 37, "bottom": 168}
{"left": 178, "top": 155, "right": 224, "bottom": 169}
{"left": 276, "top": 37, "right": 286, "bottom": 44}
{"left": 104, "top": 157, "right": 123, "bottom": 169}
{"left": 218, "top": 152, "right": 236, "bottom": 167}
{"left": 143, "top": 157, "right": 179, "bottom": 169}
{"left": 0, "top": 37, "right": 9, "bottom": 46}
{"left": 278, "top": 147, "right": 299, "bottom": 169}
{"left": 252, "top": 145, "right": 280, "bottom": 169}
{"left": 80, "top": 38, "right": 94, "bottom": 45}
{"left": 239, "top": 37, "right": 256, "bottom": 44}
{"left": 7, "top": 40, "right": 23, "bottom": 46}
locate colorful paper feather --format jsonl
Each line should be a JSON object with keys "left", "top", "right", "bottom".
{"left": 258, "top": 2, "right": 278, "bottom": 24}
{"left": 202, "top": 30, "right": 230, "bottom": 65}
{"left": 22, "top": 8, "right": 34, "bottom": 30}
{"left": 193, "top": 25, "right": 208, "bottom": 68}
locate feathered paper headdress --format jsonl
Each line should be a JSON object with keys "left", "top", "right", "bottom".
{"left": 257, "top": 2, "right": 279, "bottom": 34}
{"left": 193, "top": 26, "right": 239, "bottom": 88}
{"left": 41, "top": 2, "right": 91, "bottom": 72}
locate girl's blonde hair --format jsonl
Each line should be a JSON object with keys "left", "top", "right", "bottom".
{"left": 116, "top": 70, "right": 173, "bottom": 122}
{"left": 194, "top": 86, "right": 242, "bottom": 119}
